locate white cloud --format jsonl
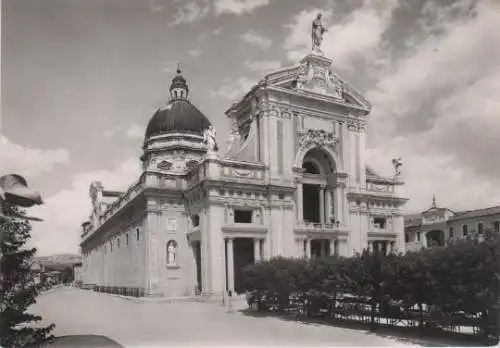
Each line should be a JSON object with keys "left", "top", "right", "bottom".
{"left": 244, "top": 60, "right": 281, "bottom": 74}
{"left": 209, "top": 77, "right": 256, "bottom": 101}
{"left": 241, "top": 30, "right": 272, "bottom": 50}
{"left": 283, "top": 2, "right": 398, "bottom": 70}
{"left": 168, "top": 0, "right": 210, "bottom": 26}
{"left": 365, "top": 0, "right": 500, "bottom": 212}
{"left": 213, "top": 0, "right": 271, "bottom": 16}
{"left": 188, "top": 46, "right": 203, "bottom": 57}
{"left": 125, "top": 124, "right": 144, "bottom": 139}
{"left": 0, "top": 135, "right": 70, "bottom": 178}
{"left": 29, "top": 157, "right": 142, "bottom": 256}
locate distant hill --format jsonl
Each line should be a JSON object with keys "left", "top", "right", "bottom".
{"left": 34, "top": 253, "right": 82, "bottom": 270}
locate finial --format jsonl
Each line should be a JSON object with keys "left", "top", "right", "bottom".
{"left": 176, "top": 62, "right": 181, "bottom": 74}
{"left": 432, "top": 194, "right": 437, "bottom": 208}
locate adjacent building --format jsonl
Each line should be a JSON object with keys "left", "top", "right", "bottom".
{"left": 79, "top": 46, "right": 407, "bottom": 298}
{"left": 405, "top": 196, "right": 500, "bottom": 251}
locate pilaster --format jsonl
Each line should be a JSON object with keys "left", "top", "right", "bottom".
{"left": 145, "top": 210, "right": 163, "bottom": 297}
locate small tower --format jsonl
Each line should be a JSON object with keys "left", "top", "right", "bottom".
{"left": 431, "top": 194, "right": 437, "bottom": 208}
{"left": 169, "top": 63, "right": 189, "bottom": 100}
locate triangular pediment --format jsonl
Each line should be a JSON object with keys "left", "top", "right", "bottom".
{"left": 260, "top": 54, "right": 371, "bottom": 111}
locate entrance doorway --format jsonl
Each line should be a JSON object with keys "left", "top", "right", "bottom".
{"left": 426, "top": 230, "right": 445, "bottom": 247}
{"left": 229, "top": 238, "right": 254, "bottom": 294}
{"left": 310, "top": 239, "right": 331, "bottom": 258}
{"left": 303, "top": 184, "right": 320, "bottom": 223}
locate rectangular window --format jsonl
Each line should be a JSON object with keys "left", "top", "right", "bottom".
{"left": 117, "top": 237, "right": 120, "bottom": 249}
{"left": 405, "top": 233, "right": 409, "bottom": 243}
{"left": 126, "top": 234, "right": 129, "bottom": 246}
{"left": 495, "top": 221, "right": 500, "bottom": 233}
{"left": 478, "top": 222, "right": 484, "bottom": 234}
{"left": 110, "top": 241, "right": 113, "bottom": 252}
{"left": 136, "top": 228, "right": 140, "bottom": 241}
{"left": 449, "top": 227, "right": 454, "bottom": 239}
{"left": 462, "top": 224, "right": 468, "bottom": 236}
{"left": 373, "top": 217, "right": 386, "bottom": 229}
{"left": 192, "top": 215, "right": 200, "bottom": 227}
{"left": 234, "top": 209, "right": 253, "bottom": 223}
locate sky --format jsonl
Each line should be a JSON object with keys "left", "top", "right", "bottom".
{"left": 1, "top": 0, "right": 500, "bottom": 256}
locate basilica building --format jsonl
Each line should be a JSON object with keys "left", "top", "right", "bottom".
{"left": 79, "top": 39, "right": 407, "bottom": 298}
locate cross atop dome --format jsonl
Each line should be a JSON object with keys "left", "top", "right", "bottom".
{"left": 169, "top": 62, "right": 189, "bottom": 100}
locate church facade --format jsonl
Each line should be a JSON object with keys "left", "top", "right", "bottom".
{"left": 79, "top": 46, "right": 407, "bottom": 298}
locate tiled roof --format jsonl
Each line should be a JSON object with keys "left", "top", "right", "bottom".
{"left": 404, "top": 205, "right": 500, "bottom": 227}
{"left": 449, "top": 205, "right": 500, "bottom": 221}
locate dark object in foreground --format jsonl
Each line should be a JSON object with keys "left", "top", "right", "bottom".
{"left": 42, "top": 335, "right": 124, "bottom": 348}
{"left": 0, "top": 174, "right": 44, "bottom": 223}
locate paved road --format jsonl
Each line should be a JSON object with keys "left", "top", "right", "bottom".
{"left": 31, "top": 288, "right": 419, "bottom": 347}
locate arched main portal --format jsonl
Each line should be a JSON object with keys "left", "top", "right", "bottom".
{"left": 426, "top": 229, "right": 445, "bottom": 247}
{"left": 301, "top": 147, "right": 338, "bottom": 225}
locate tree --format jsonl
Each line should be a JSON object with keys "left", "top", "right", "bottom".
{"left": 0, "top": 204, "right": 55, "bottom": 347}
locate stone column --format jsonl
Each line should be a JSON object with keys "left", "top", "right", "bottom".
{"left": 226, "top": 238, "right": 235, "bottom": 292}
{"left": 335, "top": 186, "right": 343, "bottom": 225}
{"left": 329, "top": 239, "right": 336, "bottom": 256}
{"left": 390, "top": 241, "right": 395, "bottom": 253}
{"left": 254, "top": 238, "right": 261, "bottom": 263}
{"left": 368, "top": 241, "right": 373, "bottom": 253}
{"left": 297, "top": 239, "right": 304, "bottom": 257}
{"left": 305, "top": 239, "right": 311, "bottom": 259}
{"left": 319, "top": 185, "right": 325, "bottom": 224}
{"left": 297, "top": 183, "right": 304, "bottom": 222}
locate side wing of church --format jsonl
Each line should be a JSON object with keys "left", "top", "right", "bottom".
{"left": 79, "top": 49, "right": 407, "bottom": 298}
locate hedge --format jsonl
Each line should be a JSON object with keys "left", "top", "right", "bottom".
{"left": 240, "top": 232, "right": 500, "bottom": 344}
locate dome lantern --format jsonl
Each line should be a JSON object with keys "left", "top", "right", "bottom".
{"left": 169, "top": 63, "right": 189, "bottom": 100}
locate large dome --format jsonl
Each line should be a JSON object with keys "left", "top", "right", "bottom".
{"left": 145, "top": 67, "right": 211, "bottom": 139}
{"left": 145, "top": 99, "right": 211, "bottom": 138}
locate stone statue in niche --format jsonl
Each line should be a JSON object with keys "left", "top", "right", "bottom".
{"left": 167, "top": 240, "right": 177, "bottom": 265}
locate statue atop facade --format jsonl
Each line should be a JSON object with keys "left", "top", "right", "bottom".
{"left": 312, "top": 13, "right": 328, "bottom": 54}
{"left": 203, "top": 126, "right": 218, "bottom": 153}
{"left": 392, "top": 157, "right": 403, "bottom": 177}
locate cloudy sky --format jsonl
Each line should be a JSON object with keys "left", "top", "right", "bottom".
{"left": 2, "top": 0, "right": 500, "bottom": 256}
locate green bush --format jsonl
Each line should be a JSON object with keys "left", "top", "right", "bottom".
{"left": 240, "top": 232, "right": 500, "bottom": 341}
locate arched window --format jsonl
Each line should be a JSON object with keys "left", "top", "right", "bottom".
{"left": 167, "top": 240, "right": 178, "bottom": 265}
{"left": 302, "top": 162, "right": 320, "bottom": 174}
